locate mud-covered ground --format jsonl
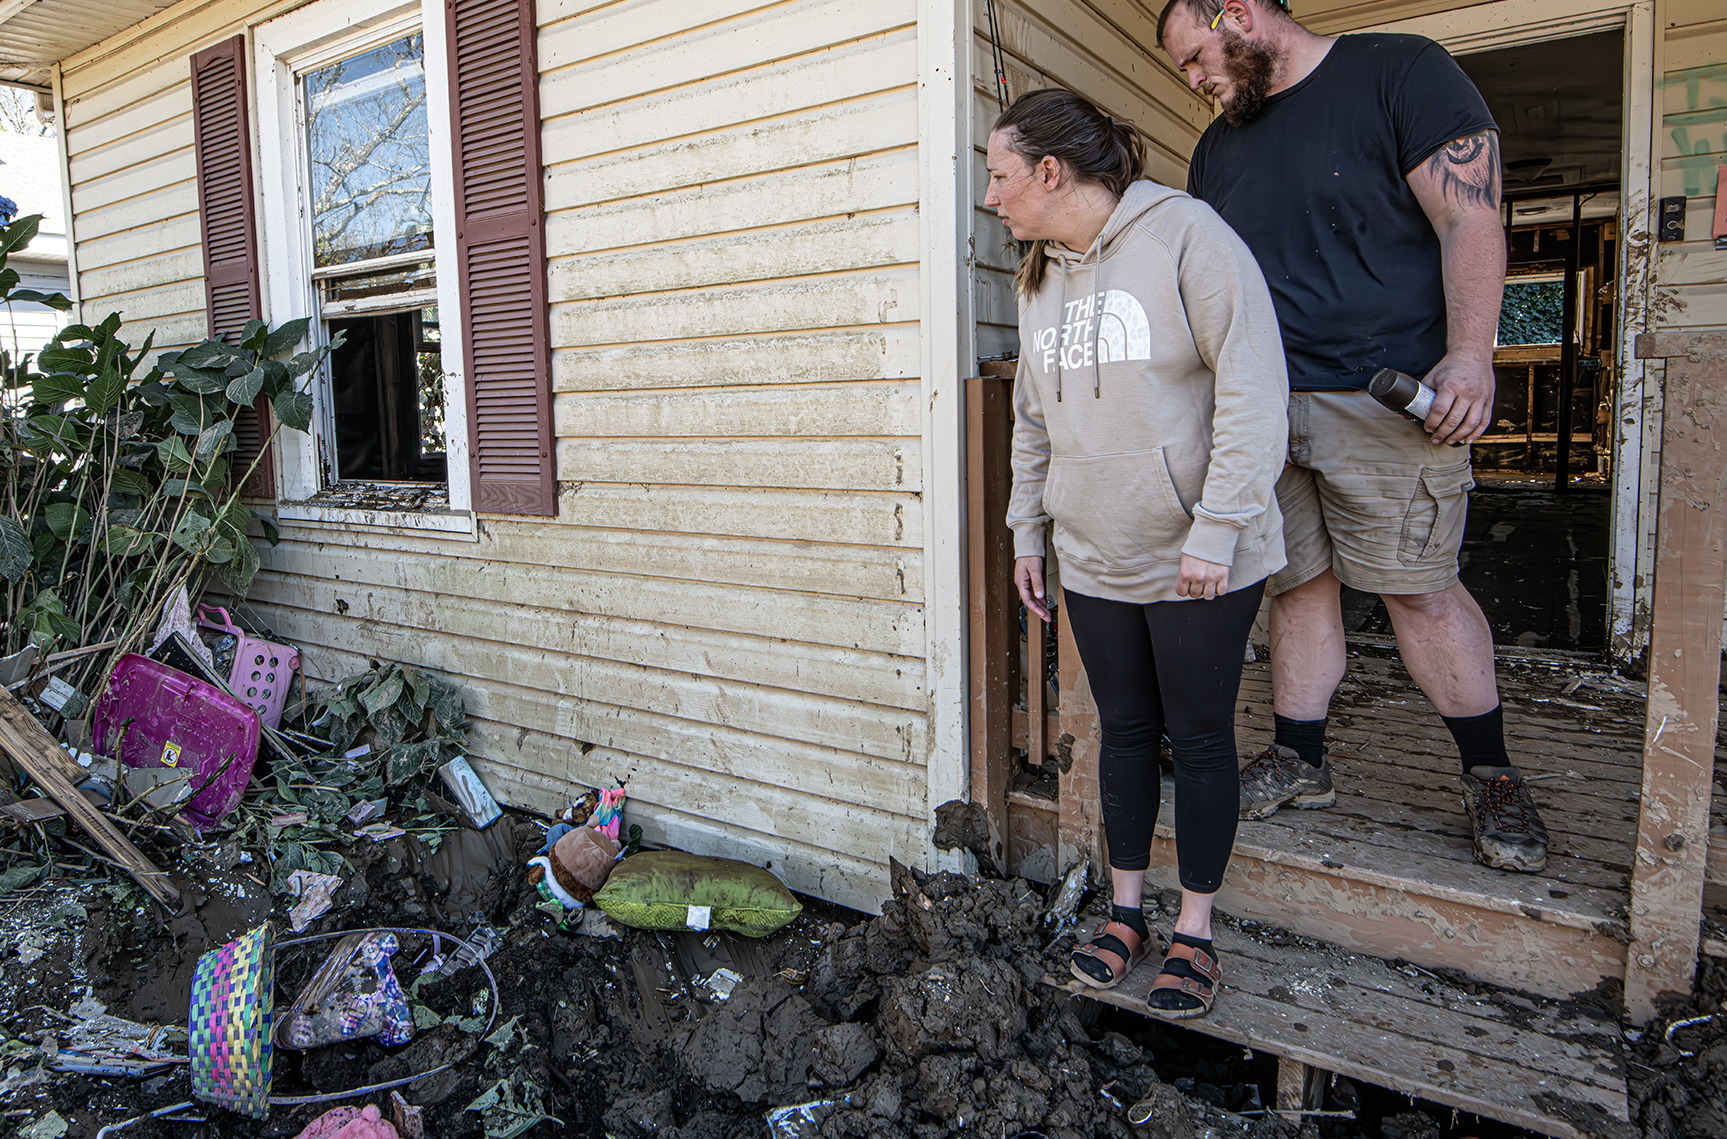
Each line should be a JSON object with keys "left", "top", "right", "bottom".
{"left": 0, "top": 811, "right": 1714, "bottom": 1139}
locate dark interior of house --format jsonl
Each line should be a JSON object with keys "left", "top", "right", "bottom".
{"left": 328, "top": 309, "right": 447, "bottom": 484}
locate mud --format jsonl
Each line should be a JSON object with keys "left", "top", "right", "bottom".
{"left": 1, "top": 815, "right": 1642, "bottom": 1139}
{"left": 1625, "top": 957, "right": 1727, "bottom": 1139}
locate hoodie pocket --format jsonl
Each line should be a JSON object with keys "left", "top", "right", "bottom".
{"left": 1045, "top": 448, "right": 1192, "bottom": 570}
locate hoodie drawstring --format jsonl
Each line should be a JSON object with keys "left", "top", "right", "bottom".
{"left": 1053, "top": 232, "right": 1108, "bottom": 402}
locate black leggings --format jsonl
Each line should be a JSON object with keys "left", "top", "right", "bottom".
{"left": 1061, "top": 581, "right": 1265, "bottom": 894}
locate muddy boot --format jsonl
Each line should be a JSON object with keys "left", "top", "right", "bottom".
{"left": 1461, "top": 766, "right": 1549, "bottom": 872}
{"left": 1237, "top": 745, "right": 1336, "bottom": 820}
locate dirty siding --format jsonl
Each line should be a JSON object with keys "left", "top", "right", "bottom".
{"left": 968, "top": 0, "right": 1210, "bottom": 357}
{"left": 59, "top": 0, "right": 931, "bottom": 915}
{"left": 1654, "top": 0, "right": 1727, "bottom": 331}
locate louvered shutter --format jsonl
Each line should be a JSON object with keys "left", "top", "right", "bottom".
{"left": 446, "top": 0, "right": 554, "bottom": 516}
{"left": 190, "top": 35, "right": 274, "bottom": 499}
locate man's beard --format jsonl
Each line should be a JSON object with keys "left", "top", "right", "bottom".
{"left": 1219, "top": 29, "right": 1278, "bottom": 126}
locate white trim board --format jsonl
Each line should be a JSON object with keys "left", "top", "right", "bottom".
{"left": 919, "top": 0, "right": 973, "bottom": 871}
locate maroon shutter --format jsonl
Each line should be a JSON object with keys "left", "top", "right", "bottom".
{"left": 446, "top": 0, "right": 555, "bottom": 516}
{"left": 190, "top": 34, "right": 274, "bottom": 499}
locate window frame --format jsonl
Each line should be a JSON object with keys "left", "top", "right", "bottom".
{"left": 253, "top": 0, "right": 475, "bottom": 537}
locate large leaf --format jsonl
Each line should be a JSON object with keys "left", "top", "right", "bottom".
{"left": 177, "top": 341, "right": 239, "bottom": 369}
{"left": 29, "top": 373, "right": 84, "bottom": 405}
{"left": 10, "top": 289, "right": 71, "bottom": 311}
{"left": 287, "top": 351, "right": 322, "bottom": 378}
{"left": 203, "top": 533, "right": 237, "bottom": 564}
{"left": 157, "top": 436, "right": 194, "bottom": 473}
{"left": 103, "top": 525, "right": 159, "bottom": 556}
{"left": 56, "top": 323, "right": 95, "bottom": 344}
{"left": 0, "top": 214, "right": 41, "bottom": 256}
{"left": 194, "top": 419, "right": 234, "bottom": 461}
{"left": 227, "top": 365, "right": 266, "bottom": 407}
{"left": 273, "top": 389, "right": 313, "bottom": 432}
{"left": 213, "top": 536, "right": 261, "bottom": 596}
{"left": 0, "top": 863, "right": 44, "bottom": 894}
{"left": 263, "top": 318, "right": 310, "bottom": 358}
{"left": 44, "top": 502, "right": 92, "bottom": 542}
{"left": 240, "top": 319, "right": 268, "bottom": 352}
{"left": 167, "top": 363, "right": 230, "bottom": 394}
{"left": 0, "top": 515, "right": 31, "bottom": 583}
{"left": 426, "top": 680, "right": 466, "bottom": 733}
{"left": 360, "top": 672, "right": 406, "bottom": 717}
{"left": 85, "top": 365, "right": 125, "bottom": 414}
{"left": 169, "top": 511, "right": 213, "bottom": 554}
{"left": 251, "top": 509, "right": 281, "bottom": 546}
{"left": 162, "top": 478, "right": 212, "bottom": 499}
{"left": 109, "top": 469, "right": 153, "bottom": 497}
{"left": 37, "top": 345, "right": 92, "bottom": 373}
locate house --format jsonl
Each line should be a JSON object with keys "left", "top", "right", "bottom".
{"left": 0, "top": 132, "right": 70, "bottom": 360}
{"left": 8, "top": 1, "right": 1723, "bottom": 1132}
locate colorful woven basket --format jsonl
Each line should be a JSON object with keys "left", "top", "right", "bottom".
{"left": 188, "top": 922, "right": 275, "bottom": 1117}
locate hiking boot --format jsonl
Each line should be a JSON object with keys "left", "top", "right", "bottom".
{"left": 1460, "top": 766, "right": 1549, "bottom": 872}
{"left": 1238, "top": 745, "right": 1336, "bottom": 820}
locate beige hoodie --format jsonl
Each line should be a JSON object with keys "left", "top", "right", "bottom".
{"left": 1007, "top": 180, "right": 1288, "bottom": 603}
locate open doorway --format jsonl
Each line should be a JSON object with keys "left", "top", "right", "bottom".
{"left": 1343, "top": 28, "right": 1625, "bottom": 652}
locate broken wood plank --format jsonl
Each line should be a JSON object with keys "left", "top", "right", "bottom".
{"left": 0, "top": 687, "right": 179, "bottom": 908}
{"left": 1, "top": 798, "right": 67, "bottom": 825}
{"left": 1050, "top": 921, "right": 1629, "bottom": 1139}
{"left": 1625, "top": 331, "right": 1727, "bottom": 1024}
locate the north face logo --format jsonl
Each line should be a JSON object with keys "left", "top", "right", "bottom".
{"left": 1033, "top": 289, "right": 1152, "bottom": 373}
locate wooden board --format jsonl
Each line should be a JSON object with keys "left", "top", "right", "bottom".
{"left": 0, "top": 688, "right": 178, "bottom": 908}
{"left": 1050, "top": 918, "right": 1630, "bottom": 1139}
{"left": 1623, "top": 332, "right": 1727, "bottom": 1023}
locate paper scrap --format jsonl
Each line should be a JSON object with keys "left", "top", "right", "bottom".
{"left": 285, "top": 870, "right": 344, "bottom": 932}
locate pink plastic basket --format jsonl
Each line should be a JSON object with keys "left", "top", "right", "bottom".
{"left": 197, "top": 606, "right": 299, "bottom": 729}
{"left": 92, "top": 654, "right": 260, "bottom": 832}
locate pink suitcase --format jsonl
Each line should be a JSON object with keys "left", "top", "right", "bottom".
{"left": 91, "top": 654, "right": 260, "bottom": 831}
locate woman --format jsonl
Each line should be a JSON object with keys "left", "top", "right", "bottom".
{"left": 992, "top": 88, "right": 1287, "bottom": 1018}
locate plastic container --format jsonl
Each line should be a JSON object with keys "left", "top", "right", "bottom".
{"left": 91, "top": 654, "right": 261, "bottom": 831}
{"left": 197, "top": 605, "right": 299, "bottom": 728}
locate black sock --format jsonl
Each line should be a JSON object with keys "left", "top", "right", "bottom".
{"left": 1442, "top": 705, "right": 1510, "bottom": 775}
{"left": 1273, "top": 713, "right": 1328, "bottom": 768}
{"left": 1111, "top": 904, "right": 1149, "bottom": 943}
{"left": 1170, "top": 931, "right": 1212, "bottom": 956}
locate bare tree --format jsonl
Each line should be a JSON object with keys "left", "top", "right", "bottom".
{"left": 0, "top": 87, "right": 51, "bottom": 137}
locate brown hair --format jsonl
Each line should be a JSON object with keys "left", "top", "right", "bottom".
{"left": 991, "top": 88, "right": 1148, "bottom": 299}
{"left": 1156, "top": 0, "right": 1293, "bottom": 48}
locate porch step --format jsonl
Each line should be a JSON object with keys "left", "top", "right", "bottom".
{"left": 1145, "top": 774, "right": 1631, "bottom": 1000}
{"left": 1137, "top": 654, "right": 1644, "bottom": 1001}
{"left": 1050, "top": 919, "right": 1632, "bottom": 1139}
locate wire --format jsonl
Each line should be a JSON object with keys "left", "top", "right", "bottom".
{"left": 983, "top": 0, "right": 1010, "bottom": 113}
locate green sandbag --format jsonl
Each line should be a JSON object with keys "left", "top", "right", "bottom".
{"left": 594, "top": 850, "right": 802, "bottom": 937}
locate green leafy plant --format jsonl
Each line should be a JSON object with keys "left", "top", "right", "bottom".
{"left": 0, "top": 211, "right": 342, "bottom": 700}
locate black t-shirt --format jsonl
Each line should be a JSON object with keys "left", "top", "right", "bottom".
{"left": 1187, "top": 34, "right": 1496, "bottom": 391}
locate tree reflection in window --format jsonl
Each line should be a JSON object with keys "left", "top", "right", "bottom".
{"left": 304, "top": 33, "right": 432, "bottom": 268}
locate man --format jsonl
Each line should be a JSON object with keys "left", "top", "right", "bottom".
{"left": 1157, "top": 0, "right": 1550, "bottom": 872}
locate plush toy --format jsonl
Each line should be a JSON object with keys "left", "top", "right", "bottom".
{"left": 587, "top": 786, "right": 626, "bottom": 841}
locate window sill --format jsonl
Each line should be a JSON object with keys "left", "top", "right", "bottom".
{"left": 279, "top": 484, "right": 477, "bottom": 541}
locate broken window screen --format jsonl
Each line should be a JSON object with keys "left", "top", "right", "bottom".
{"left": 304, "top": 33, "right": 432, "bottom": 268}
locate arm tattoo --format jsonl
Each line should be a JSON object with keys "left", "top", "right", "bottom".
{"left": 1424, "top": 130, "right": 1501, "bottom": 212}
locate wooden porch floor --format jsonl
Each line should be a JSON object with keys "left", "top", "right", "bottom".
{"left": 1050, "top": 910, "right": 1632, "bottom": 1139}
{"left": 1128, "top": 646, "right": 1727, "bottom": 1001}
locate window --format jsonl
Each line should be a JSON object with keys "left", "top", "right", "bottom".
{"left": 1498, "top": 274, "right": 1565, "bottom": 346}
{"left": 238, "top": 0, "right": 552, "bottom": 523}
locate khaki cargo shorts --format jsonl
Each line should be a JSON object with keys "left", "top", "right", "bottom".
{"left": 1268, "top": 391, "right": 1474, "bottom": 598}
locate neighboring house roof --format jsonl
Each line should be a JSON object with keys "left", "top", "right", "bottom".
{"left": 0, "top": 132, "right": 65, "bottom": 262}
{"left": 0, "top": 0, "right": 180, "bottom": 89}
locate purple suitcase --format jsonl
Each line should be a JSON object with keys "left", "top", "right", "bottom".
{"left": 92, "top": 653, "right": 260, "bottom": 831}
